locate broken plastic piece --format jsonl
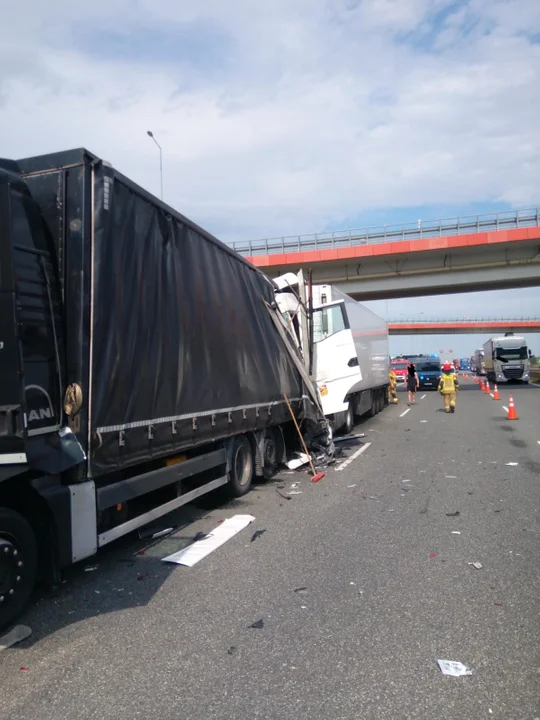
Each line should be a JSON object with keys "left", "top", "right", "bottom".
{"left": 430, "top": 553, "right": 437, "bottom": 558}
{"left": 468, "top": 562, "right": 483, "bottom": 569}
{"left": 446, "top": 511, "right": 460, "bottom": 517}
{"left": 162, "top": 515, "right": 255, "bottom": 566}
{"left": 84, "top": 565, "right": 99, "bottom": 572}
{"left": 451, "top": 531, "right": 461, "bottom": 535}
{"left": 227, "top": 646, "right": 237, "bottom": 655}
{"left": 0, "top": 625, "right": 32, "bottom": 652}
{"left": 437, "top": 660, "right": 473, "bottom": 676}
{"left": 285, "top": 453, "right": 310, "bottom": 470}
{"left": 288, "top": 490, "right": 303, "bottom": 495}
{"left": 334, "top": 433, "right": 365, "bottom": 443}
{"left": 294, "top": 587, "right": 308, "bottom": 593}
{"left": 19, "top": 667, "right": 29, "bottom": 672}
{"left": 505, "top": 462, "right": 518, "bottom": 466}
{"left": 250, "top": 619, "right": 264, "bottom": 629}
{"left": 251, "top": 530, "right": 266, "bottom": 543}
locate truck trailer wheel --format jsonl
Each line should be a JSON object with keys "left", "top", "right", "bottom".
{"left": 0, "top": 508, "right": 38, "bottom": 630}
{"left": 343, "top": 401, "right": 354, "bottom": 434}
{"left": 378, "top": 390, "right": 385, "bottom": 413}
{"left": 228, "top": 436, "right": 254, "bottom": 497}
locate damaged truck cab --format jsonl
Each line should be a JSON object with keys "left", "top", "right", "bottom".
{"left": 0, "top": 150, "right": 330, "bottom": 629}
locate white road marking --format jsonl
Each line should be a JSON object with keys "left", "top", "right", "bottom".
{"left": 335, "top": 442, "right": 372, "bottom": 472}
{"left": 420, "top": 394, "right": 427, "bottom": 400}
{"left": 400, "top": 409, "right": 411, "bottom": 418}
{"left": 502, "top": 405, "right": 509, "bottom": 413}
{"left": 490, "top": 393, "right": 494, "bottom": 397}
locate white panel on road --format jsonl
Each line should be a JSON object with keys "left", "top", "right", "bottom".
{"left": 162, "top": 515, "right": 255, "bottom": 567}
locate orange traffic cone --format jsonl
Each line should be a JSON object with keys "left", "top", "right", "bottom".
{"left": 493, "top": 384, "right": 500, "bottom": 400}
{"left": 485, "top": 380, "right": 490, "bottom": 394}
{"left": 479, "top": 378, "right": 484, "bottom": 390}
{"left": 473, "top": 375, "right": 477, "bottom": 384}
{"left": 507, "top": 395, "right": 518, "bottom": 420}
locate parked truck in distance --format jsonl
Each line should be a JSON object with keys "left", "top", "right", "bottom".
{"left": 474, "top": 348, "right": 486, "bottom": 376}
{"left": 274, "top": 275, "right": 389, "bottom": 434}
{"left": 0, "top": 148, "right": 330, "bottom": 629}
{"left": 483, "top": 334, "right": 531, "bottom": 384}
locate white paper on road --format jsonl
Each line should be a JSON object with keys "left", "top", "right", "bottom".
{"left": 162, "top": 515, "right": 255, "bottom": 567}
{"left": 437, "top": 660, "right": 473, "bottom": 677}
{"left": 286, "top": 453, "right": 310, "bottom": 469}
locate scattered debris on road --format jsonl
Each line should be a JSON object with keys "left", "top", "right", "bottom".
{"left": 451, "top": 531, "right": 461, "bottom": 535}
{"left": 251, "top": 530, "right": 266, "bottom": 542}
{"left": 0, "top": 625, "right": 32, "bottom": 652}
{"left": 468, "top": 562, "right": 483, "bottom": 570}
{"left": 334, "top": 433, "right": 365, "bottom": 443}
{"left": 162, "top": 515, "right": 255, "bottom": 566}
{"left": 285, "top": 453, "right": 310, "bottom": 470}
{"left": 294, "top": 587, "right": 308, "bottom": 593}
{"left": 288, "top": 490, "right": 303, "bottom": 495}
{"left": 437, "top": 660, "right": 473, "bottom": 677}
{"left": 84, "top": 565, "right": 99, "bottom": 571}
{"left": 249, "top": 619, "right": 264, "bottom": 629}
{"left": 19, "top": 667, "right": 29, "bottom": 672}
{"left": 139, "top": 526, "right": 175, "bottom": 540}
{"left": 446, "top": 511, "right": 460, "bottom": 517}
{"left": 505, "top": 462, "right": 518, "bottom": 466}
{"left": 445, "top": 475, "right": 457, "bottom": 479}
{"left": 430, "top": 553, "right": 437, "bottom": 558}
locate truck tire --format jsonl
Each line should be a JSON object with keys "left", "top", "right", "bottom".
{"left": 228, "top": 435, "right": 254, "bottom": 497}
{"left": 378, "top": 390, "right": 385, "bottom": 413}
{"left": 343, "top": 401, "right": 354, "bottom": 434}
{"left": 368, "top": 392, "right": 378, "bottom": 417}
{"left": 0, "top": 508, "right": 38, "bottom": 630}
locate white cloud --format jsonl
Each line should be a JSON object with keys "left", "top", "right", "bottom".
{"left": 1, "top": 0, "right": 539, "bottom": 243}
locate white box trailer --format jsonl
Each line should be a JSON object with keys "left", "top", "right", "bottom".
{"left": 274, "top": 275, "right": 389, "bottom": 433}
{"left": 483, "top": 334, "right": 530, "bottom": 384}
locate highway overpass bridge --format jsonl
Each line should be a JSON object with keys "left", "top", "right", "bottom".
{"left": 235, "top": 209, "right": 540, "bottom": 301}
{"left": 387, "top": 318, "right": 540, "bottom": 335}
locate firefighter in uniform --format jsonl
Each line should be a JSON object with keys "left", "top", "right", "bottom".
{"left": 438, "top": 363, "right": 459, "bottom": 413}
{"left": 388, "top": 369, "right": 398, "bottom": 404}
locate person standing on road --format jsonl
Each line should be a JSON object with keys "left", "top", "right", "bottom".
{"left": 388, "top": 369, "right": 398, "bottom": 404}
{"left": 438, "top": 363, "right": 459, "bottom": 413}
{"left": 406, "top": 361, "right": 419, "bottom": 406}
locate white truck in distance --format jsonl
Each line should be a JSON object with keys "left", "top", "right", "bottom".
{"left": 483, "top": 334, "right": 530, "bottom": 384}
{"left": 274, "top": 274, "right": 389, "bottom": 433}
{"left": 474, "top": 348, "right": 486, "bottom": 376}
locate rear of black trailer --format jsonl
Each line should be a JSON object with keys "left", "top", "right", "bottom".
{"left": 0, "top": 148, "right": 326, "bottom": 628}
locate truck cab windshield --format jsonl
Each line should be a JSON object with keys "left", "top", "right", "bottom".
{"left": 495, "top": 347, "right": 527, "bottom": 362}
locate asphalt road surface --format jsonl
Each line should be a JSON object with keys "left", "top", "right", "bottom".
{"left": 1, "top": 377, "right": 539, "bottom": 720}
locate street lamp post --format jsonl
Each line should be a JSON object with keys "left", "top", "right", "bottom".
{"left": 147, "top": 130, "right": 163, "bottom": 201}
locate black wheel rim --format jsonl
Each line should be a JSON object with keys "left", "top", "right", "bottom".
{"left": 0, "top": 535, "right": 24, "bottom": 606}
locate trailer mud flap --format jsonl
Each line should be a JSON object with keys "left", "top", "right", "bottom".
{"left": 68, "top": 481, "right": 97, "bottom": 562}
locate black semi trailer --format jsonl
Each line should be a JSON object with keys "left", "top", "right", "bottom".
{"left": 0, "top": 148, "right": 327, "bottom": 628}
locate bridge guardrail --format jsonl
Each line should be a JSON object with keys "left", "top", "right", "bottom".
{"left": 232, "top": 207, "right": 540, "bottom": 257}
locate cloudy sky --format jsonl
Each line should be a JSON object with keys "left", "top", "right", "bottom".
{"left": 1, "top": 0, "right": 539, "bottom": 355}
